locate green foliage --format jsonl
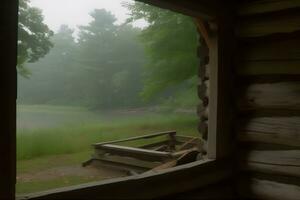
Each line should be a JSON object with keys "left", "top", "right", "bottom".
{"left": 18, "top": 0, "right": 54, "bottom": 77}
{"left": 126, "top": 2, "right": 200, "bottom": 99}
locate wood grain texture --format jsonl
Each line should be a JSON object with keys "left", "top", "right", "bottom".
{"left": 93, "top": 131, "right": 176, "bottom": 146}
{"left": 237, "top": 60, "right": 300, "bottom": 75}
{"left": 240, "top": 150, "right": 300, "bottom": 177}
{"left": 238, "top": 0, "right": 300, "bottom": 16}
{"left": 238, "top": 37, "right": 300, "bottom": 61}
{"left": 238, "top": 117, "right": 300, "bottom": 147}
{"left": 237, "top": 10, "right": 300, "bottom": 37}
{"left": 238, "top": 82, "right": 300, "bottom": 111}
{"left": 239, "top": 178, "right": 300, "bottom": 200}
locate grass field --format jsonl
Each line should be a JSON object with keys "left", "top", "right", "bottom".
{"left": 17, "top": 105, "right": 199, "bottom": 194}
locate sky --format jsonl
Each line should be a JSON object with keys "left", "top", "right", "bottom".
{"left": 30, "top": 0, "right": 146, "bottom": 33}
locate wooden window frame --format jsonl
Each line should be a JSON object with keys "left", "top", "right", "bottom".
{"left": 0, "top": 0, "right": 234, "bottom": 199}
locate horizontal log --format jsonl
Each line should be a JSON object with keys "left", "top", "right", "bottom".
{"left": 91, "top": 154, "right": 161, "bottom": 170}
{"left": 237, "top": 10, "right": 300, "bottom": 37}
{"left": 239, "top": 150, "right": 300, "bottom": 177}
{"left": 242, "top": 162, "right": 300, "bottom": 178}
{"left": 237, "top": 60, "right": 300, "bottom": 75}
{"left": 93, "top": 131, "right": 176, "bottom": 147}
{"left": 238, "top": 82, "right": 300, "bottom": 111}
{"left": 239, "top": 178, "right": 300, "bottom": 200}
{"left": 96, "top": 144, "right": 172, "bottom": 162}
{"left": 244, "top": 150, "right": 300, "bottom": 166}
{"left": 237, "top": 75, "right": 300, "bottom": 84}
{"left": 238, "top": 0, "right": 300, "bottom": 16}
{"left": 238, "top": 37, "right": 300, "bottom": 61}
{"left": 238, "top": 117, "right": 300, "bottom": 147}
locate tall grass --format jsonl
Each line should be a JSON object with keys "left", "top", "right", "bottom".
{"left": 17, "top": 114, "right": 198, "bottom": 160}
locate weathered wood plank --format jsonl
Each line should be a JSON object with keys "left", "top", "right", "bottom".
{"left": 238, "top": 0, "right": 300, "bottom": 16}
{"left": 18, "top": 159, "right": 232, "bottom": 200}
{"left": 242, "top": 162, "right": 300, "bottom": 178}
{"left": 239, "top": 178, "right": 300, "bottom": 200}
{"left": 240, "top": 150, "right": 300, "bottom": 177}
{"left": 245, "top": 150, "right": 300, "bottom": 166}
{"left": 238, "top": 82, "right": 300, "bottom": 111}
{"left": 96, "top": 144, "right": 172, "bottom": 162}
{"left": 93, "top": 131, "right": 176, "bottom": 147}
{"left": 207, "top": 7, "right": 235, "bottom": 159}
{"left": 238, "top": 117, "right": 300, "bottom": 147}
{"left": 238, "top": 37, "right": 300, "bottom": 61}
{"left": 237, "top": 60, "right": 300, "bottom": 75}
{"left": 139, "top": 140, "right": 171, "bottom": 150}
{"left": 237, "top": 10, "right": 300, "bottom": 37}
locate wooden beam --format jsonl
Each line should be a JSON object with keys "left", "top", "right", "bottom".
{"left": 136, "top": 0, "right": 218, "bottom": 21}
{"left": 237, "top": 9, "right": 300, "bottom": 37}
{"left": 93, "top": 131, "right": 176, "bottom": 147}
{"left": 238, "top": 82, "right": 300, "bottom": 112}
{"left": 237, "top": 60, "right": 300, "bottom": 75}
{"left": 238, "top": 117, "right": 300, "bottom": 147}
{"left": 240, "top": 150, "right": 300, "bottom": 177}
{"left": 238, "top": 37, "right": 300, "bottom": 61}
{"left": 96, "top": 144, "right": 172, "bottom": 162}
{"left": 238, "top": 0, "right": 300, "bottom": 16}
{"left": 0, "top": 0, "right": 18, "bottom": 200}
{"left": 207, "top": 5, "right": 235, "bottom": 159}
{"left": 239, "top": 178, "right": 300, "bottom": 200}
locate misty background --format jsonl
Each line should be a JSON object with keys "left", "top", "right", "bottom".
{"left": 18, "top": 0, "right": 199, "bottom": 114}
{"left": 16, "top": 0, "right": 202, "bottom": 194}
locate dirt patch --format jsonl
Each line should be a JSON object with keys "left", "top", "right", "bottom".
{"left": 18, "top": 165, "right": 127, "bottom": 182}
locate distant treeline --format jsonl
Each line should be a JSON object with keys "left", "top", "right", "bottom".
{"left": 18, "top": 4, "right": 199, "bottom": 110}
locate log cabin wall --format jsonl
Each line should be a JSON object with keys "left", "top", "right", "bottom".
{"left": 235, "top": 0, "right": 300, "bottom": 199}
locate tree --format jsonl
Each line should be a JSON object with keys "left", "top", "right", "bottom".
{"left": 77, "top": 9, "right": 145, "bottom": 109}
{"left": 125, "top": 2, "right": 200, "bottom": 99}
{"left": 17, "top": 25, "right": 77, "bottom": 104}
{"left": 18, "top": 0, "right": 53, "bottom": 77}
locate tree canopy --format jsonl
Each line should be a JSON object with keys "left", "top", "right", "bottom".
{"left": 126, "top": 2, "right": 199, "bottom": 99}
{"left": 18, "top": 10, "right": 146, "bottom": 109}
{"left": 18, "top": 0, "right": 53, "bottom": 77}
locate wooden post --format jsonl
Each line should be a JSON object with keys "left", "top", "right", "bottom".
{"left": 196, "top": 3, "right": 235, "bottom": 160}
{"left": 0, "top": 0, "right": 18, "bottom": 199}
{"left": 207, "top": 6, "right": 235, "bottom": 159}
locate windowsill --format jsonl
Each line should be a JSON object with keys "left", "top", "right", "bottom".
{"left": 17, "top": 158, "right": 231, "bottom": 200}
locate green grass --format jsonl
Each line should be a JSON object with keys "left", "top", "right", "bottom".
{"left": 17, "top": 105, "right": 199, "bottom": 194}
{"left": 17, "top": 111, "right": 198, "bottom": 160}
